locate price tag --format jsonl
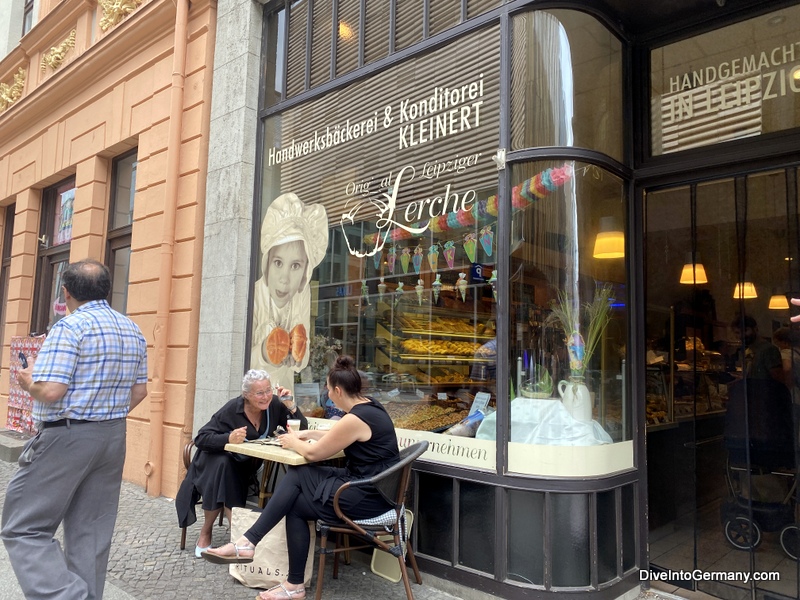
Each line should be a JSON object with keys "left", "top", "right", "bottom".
{"left": 469, "top": 392, "right": 491, "bottom": 415}
{"left": 416, "top": 388, "right": 426, "bottom": 399}
{"left": 388, "top": 388, "right": 401, "bottom": 398}
{"left": 437, "top": 393, "right": 448, "bottom": 400}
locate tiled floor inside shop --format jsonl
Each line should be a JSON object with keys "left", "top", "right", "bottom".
{"left": 649, "top": 500, "right": 799, "bottom": 600}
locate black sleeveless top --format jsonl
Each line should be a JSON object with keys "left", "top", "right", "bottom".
{"left": 344, "top": 398, "right": 400, "bottom": 478}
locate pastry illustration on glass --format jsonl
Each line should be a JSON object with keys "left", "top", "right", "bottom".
{"left": 415, "top": 279, "right": 424, "bottom": 305}
{"left": 250, "top": 193, "right": 328, "bottom": 389}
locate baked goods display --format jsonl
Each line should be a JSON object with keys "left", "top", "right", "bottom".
{"left": 385, "top": 400, "right": 470, "bottom": 431}
{"left": 400, "top": 339, "right": 483, "bottom": 356}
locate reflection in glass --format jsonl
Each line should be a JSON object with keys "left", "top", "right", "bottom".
{"left": 111, "top": 153, "right": 137, "bottom": 229}
{"left": 111, "top": 246, "right": 131, "bottom": 314}
{"left": 51, "top": 182, "right": 75, "bottom": 247}
{"left": 511, "top": 10, "right": 622, "bottom": 160}
{"left": 505, "top": 161, "right": 628, "bottom": 472}
{"left": 48, "top": 261, "right": 68, "bottom": 330}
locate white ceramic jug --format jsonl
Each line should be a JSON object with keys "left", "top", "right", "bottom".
{"left": 557, "top": 379, "right": 593, "bottom": 422}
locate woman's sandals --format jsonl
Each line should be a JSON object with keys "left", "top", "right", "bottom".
{"left": 201, "top": 542, "right": 255, "bottom": 564}
{"left": 256, "top": 583, "right": 306, "bottom": 599}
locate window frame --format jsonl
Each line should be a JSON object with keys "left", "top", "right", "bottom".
{"left": 0, "top": 205, "right": 16, "bottom": 363}
{"left": 106, "top": 149, "right": 137, "bottom": 315}
{"left": 22, "top": 0, "right": 34, "bottom": 36}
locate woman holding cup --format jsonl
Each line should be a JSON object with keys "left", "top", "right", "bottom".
{"left": 175, "top": 370, "right": 307, "bottom": 557}
{"left": 202, "top": 356, "right": 400, "bottom": 600}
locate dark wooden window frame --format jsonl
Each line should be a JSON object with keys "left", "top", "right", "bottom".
{"left": 106, "top": 149, "right": 137, "bottom": 314}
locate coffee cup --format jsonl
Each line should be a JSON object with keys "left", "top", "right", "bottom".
{"left": 287, "top": 419, "right": 301, "bottom": 431}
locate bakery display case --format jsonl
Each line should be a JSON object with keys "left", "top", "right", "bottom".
{"left": 372, "top": 288, "right": 497, "bottom": 433}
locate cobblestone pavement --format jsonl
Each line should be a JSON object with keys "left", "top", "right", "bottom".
{"left": 0, "top": 458, "right": 462, "bottom": 600}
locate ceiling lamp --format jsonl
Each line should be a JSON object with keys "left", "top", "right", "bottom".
{"left": 593, "top": 216, "right": 624, "bottom": 259}
{"left": 679, "top": 252, "right": 708, "bottom": 285}
{"left": 733, "top": 275, "right": 757, "bottom": 299}
{"left": 769, "top": 293, "right": 789, "bottom": 310}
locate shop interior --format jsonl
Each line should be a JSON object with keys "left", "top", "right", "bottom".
{"left": 644, "top": 169, "right": 800, "bottom": 599}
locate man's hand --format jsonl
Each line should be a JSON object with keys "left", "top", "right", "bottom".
{"left": 16, "top": 358, "right": 34, "bottom": 393}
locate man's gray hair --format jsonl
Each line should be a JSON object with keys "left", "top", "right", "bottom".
{"left": 242, "top": 369, "right": 271, "bottom": 393}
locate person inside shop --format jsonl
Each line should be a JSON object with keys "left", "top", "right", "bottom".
{"left": 175, "top": 369, "right": 307, "bottom": 557}
{"left": 201, "top": 355, "right": 400, "bottom": 600}
{"left": 772, "top": 327, "right": 800, "bottom": 395}
{"left": 729, "top": 314, "right": 783, "bottom": 382}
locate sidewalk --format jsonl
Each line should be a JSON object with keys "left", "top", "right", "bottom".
{"left": 0, "top": 456, "right": 688, "bottom": 600}
{"left": 0, "top": 458, "right": 462, "bottom": 600}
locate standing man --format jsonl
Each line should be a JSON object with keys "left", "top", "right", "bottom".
{"left": 1, "top": 259, "right": 148, "bottom": 600}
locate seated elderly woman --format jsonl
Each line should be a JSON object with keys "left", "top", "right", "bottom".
{"left": 202, "top": 356, "right": 399, "bottom": 600}
{"left": 176, "top": 369, "right": 307, "bottom": 557}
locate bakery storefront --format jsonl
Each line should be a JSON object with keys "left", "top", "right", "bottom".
{"left": 197, "top": 1, "right": 799, "bottom": 599}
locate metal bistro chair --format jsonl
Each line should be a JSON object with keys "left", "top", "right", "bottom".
{"left": 314, "top": 440, "right": 429, "bottom": 600}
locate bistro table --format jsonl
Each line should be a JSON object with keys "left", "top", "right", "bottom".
{"left": 225, "top": 438, "right": 345, "bottom": 508}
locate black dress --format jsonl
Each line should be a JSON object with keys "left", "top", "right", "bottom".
{"left": 175, "top": 396, "right": 307, "bottom": 528}
{"left": 296, "top": 398, "right": 400, "bottom": 521}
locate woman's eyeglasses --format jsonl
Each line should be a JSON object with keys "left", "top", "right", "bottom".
{"left": 250, "top": 388, "right": 273, "bottom": 397}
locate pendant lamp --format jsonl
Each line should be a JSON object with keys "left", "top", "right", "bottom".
{"left": 768, "top": 292, "right": 789, "bottom": 310}
{"left": 732, "top": 274, "right": 757, "bottom": 299}
{"left": 593, "top": 216, "right": 625, "bottom": 259}
{"left": 679, "top": 252, "right": 708, "bottom": 285}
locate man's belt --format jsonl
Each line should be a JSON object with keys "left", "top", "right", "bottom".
{"left": 41, "top": 418, "right": 94, "bottom": 428}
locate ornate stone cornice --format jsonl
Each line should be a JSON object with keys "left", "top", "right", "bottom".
{"left": 98, "top": 0, "right": 142, "bottom": 31}
{"left": 0, "top": 68, "right": 26, "bottom": 113}
{"left": 40, "top": 30, "right": 77, "bottom": 73}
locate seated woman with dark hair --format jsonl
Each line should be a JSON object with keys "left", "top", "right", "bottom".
{"left": 202, "top": 355, "right": 400, "bottom": 600}
{"left": 176, "top": 369, "right": 307, "bottom": 557}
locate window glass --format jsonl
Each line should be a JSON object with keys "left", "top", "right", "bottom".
{"left": 47, "top": 260, "right": 68, "bottom": 330}
{"left": 51, "top": 181, "right": 75, "bottom": 247}
{"left": 363, "top": 0, "right": 389, "bottom": 64}
{"left": 336, "top": 0, "right": 359, "bottom": 77}
{"left": 395, "top": 0, "right": 424, "bottom": 51}
{"left": 0, "top": 206, "right": 15, "bottom": 366}
{"left": 110, "top": 152, "right": 136, "bottom": 229}
{"left": 651, "top": 4, "right": 800, "bottom": 155}
{"left": 257, "top": 25, "right": 501, "bottom": 471}
{"left": 263, "top": 8, "right": 286, "bottom": 108}
{"left": 22, "top": 0, "right": 34, "bottom": 36}
{"left": 110, "top": 246, "right": 131, "bottom": 314}
{"left": 309, "top": 0, "right": 332, "bottom": 88}
{"left": 506, "top": 160, "right": 630, "bottom": 476}
{"left": 510, "top": 10, "right": 623, "bottom": 161}
{"left": 286, "top": 1, "right": 308, "bottom": 97}
{"left": 430, "top": 1, "right": 461, "bottom": 37}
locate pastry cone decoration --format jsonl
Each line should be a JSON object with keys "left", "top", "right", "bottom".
{"left": 457, "top": 272, "right": 468, "bottom": 302}
{"left": 394, "top": 281, "right": 404, "bottom": 308}
{"left": 479, "top": 225, "right": 494, "bottom": 257}
{"left": 415, "top": 279, "right": 424, "bottom": 305}
{"left": 487, "top": 270, "right": 498, "bottom": 301}
{"left": 412, "top": 245, "right": 423, "bottom": 274}
{"left": 400, "top": 247, "right": 411, "bottom": 274}
{"left": 432, "top": 273, "right": 442, "bottom": 303}
{"left": 373, "top": 249, "right": 382, "bottom": 271}
{"left": 427, "top": 244, "right": 439, "bottom": 272}
{"left": 377, "top": 277, "right": 387, "bottom": 302}
{"left": 443, "top": 240, "right": 456, "bottom": 269}
{"left": 361, "top": 280, "right": 370, "bottom": 305}
{"left": 463, "top": 233, "right": 477, "bottom": 263}
{"left": 387, "top": 246, "right": 397, "bottom": 274}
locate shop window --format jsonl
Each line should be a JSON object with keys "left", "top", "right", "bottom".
{"left": 263, "top": 7, "right": 286, "bottom": 108}
{"left": 650, "top": 4, "right": 800, "bottom": 156}
{"left": 309, "top": 0, "right": 332, "bottom": 88}
{"left": 506, "top": 161, "right": 630, "bottom": 476}
{"left": 335, "top": 0, "right": 359, "bottom": 77}
{"left": 285, "top": 1, "right": 308, "bottom": 97}
{"left": 22, "top": 0, "right": 35, "bottom": 36}
{"left": 363, "top": 1, "right": 389, "bottom": 64}
{"left": 32, "top": 178, "right": 74, "bottom": 333}
{"left": 255, "top": 25, "right": 502, "bottom": 471}
{"left": 0, "top": 206, "right": 15, "bottom": 364}
{"left": 395, "top": 0, "right": 424, "bottom": 51}
{"left": 510, "top": 9, "right": 623, "bottom": 162}
{"left": 107, "top": 150, "right": 137, "bottom": 314}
